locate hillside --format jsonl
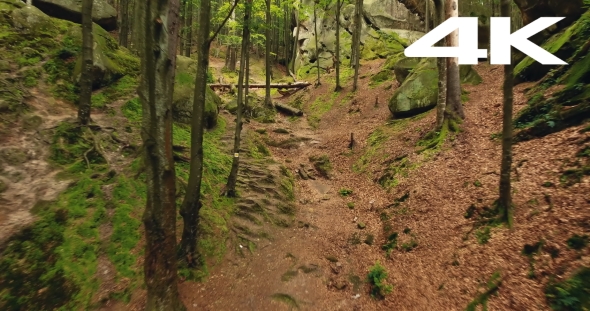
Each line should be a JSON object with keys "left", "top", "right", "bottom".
{"left": 0, "top": 0, "right": 589, "bottom": 310}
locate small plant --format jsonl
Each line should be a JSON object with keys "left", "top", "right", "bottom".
{"left": 401, "top": 239, "right": 418, "bottom": 252}
{"left": 542, "top": 181, "right": 554, "bottom": 187}
{"left": 475, "top": 226, "right": 491, "bottom": 244}
{"left": 566, "top": 234, "right": 589, "bottom": 250}
{"left": 545, "top": 267, "right": 590, "bottom": 310}
{"left": 339, "top": 188, "right": 353, "bottom": 196}
{"left": 349, "top": 232, "right": 361, "bottom": 245}
{"left": 381, "top": 232, "right": 398, "bottom": 255}
{"left": 368, "top": 262, "right": 393, "bottom": 299}
{"left": 473, "top": 180, "right": 483, "bottom": 187}
{"left": 364, "top": 234, "right": 374, "bottom": 245}
{"left": 347, "top": 202, "right": 355, "bottom": 209}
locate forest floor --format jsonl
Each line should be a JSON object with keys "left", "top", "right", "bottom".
{"left": 174, "top": 58, "right": 590, "bottom": 310}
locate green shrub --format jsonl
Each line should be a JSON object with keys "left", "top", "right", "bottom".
{"left": 545, "top": 267, "right": 590, "bottom": 310}
{"left": 368, "top": 261, "right": 393, "bottom": 298}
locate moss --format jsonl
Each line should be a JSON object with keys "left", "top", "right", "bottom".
{"left": 370, "top": 70, "right": 392, "bottom": 87}
{"left": 309, "top": 154, "right": 332, "bottom": 177}
{"left": 465, "top": 271, "right": 502, "bottom": 311}
{"left": 308, "top": 93, "right": 336, "bottom": 129}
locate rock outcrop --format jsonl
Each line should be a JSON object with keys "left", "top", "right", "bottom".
{"left": 172, "top": 56, "right": 221, "bottom": 129}
{"left": 293, "top": 0, "right": 422, "bottom": 78}
{"left": 32, "top": 0, "right": 117, "bottom": 30}
{"left": 388, "top": 57, "right": 482, "bottom": 117}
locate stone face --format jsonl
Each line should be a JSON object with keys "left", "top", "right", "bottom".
{"left": 293, "top": 0, "right": 419, "bottom": 79}
{"left": 172, "top": 56, "right": 221, "bottom": 129}
{"left": 388, "top": 57, "right": 483, "bottom": 117}
{"left": 32, "top": 0, "right": 117, "bottom": 30}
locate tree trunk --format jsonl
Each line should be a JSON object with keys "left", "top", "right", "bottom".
{"left": 179, "top": 0, "right": 186, "bottom": 56}
{"left": 178, "top": 0, "right": 211, "bottom": 268}
{"left": 264, "top": 0, "right": 272, "bottom": 107}
{"left": 226, "top": 0, "right": 251, "bottom": 197}
{"left": 499, "top": 0, "right": 514, "bottom": 229}
{"left": 136, "top": 0, "right": 184, "bottom": 309}
{"left": 444, "top": 0, "right": 463, "bottom": 122}
{"left": 185, "top": 0, "right": 193, "bottom": 57}
{"left": 334, "top": 0, "right": 342, "bottom": 91}
{"left": 119, "top": 0, "right": 129, "bottom": 47}
{"left": 313, "top": 1, "right": 321, "bottom": 86}
{"left": 424, "top": 0, "right": 429, "bottom": 32}
{"left": 290, "top": 7, "right": 300, "bottom": 74}
{"left": 78, "top": 0, "right": 93, "bottom": 126}
{"left": 434, "top": 0, "right": 446, "bottom": 128}
{"left": 352, "top": 0, "right": 362, "bottom": 91}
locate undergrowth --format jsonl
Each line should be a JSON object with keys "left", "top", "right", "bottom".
{"left": 545, "top": 267, "right": 590, "bottom": 310}
{"left": 367, "top": 261, "right": 393, "bottom": 299}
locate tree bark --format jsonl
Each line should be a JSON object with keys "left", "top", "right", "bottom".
{"left": 185, "top": 0, "right": 193, "bottom": 57}
{"left": 226, "top": 0, "right": 251, "bottom": 197}
{"left": 334, "top": 0, "right": 342, "bottom": 91}
{"left": 119, "top": 0, "right": 129, "bottom": 47}
{"left": 313, "top": 1, "right": 321, "bottom": 86}
{"left": 290, "top": 6, "right": 300, "bottom": 74}
{"left": 434, "top": 0, "right": 446, "bottom": 128}
{"left": 264, "top": 0, "right": 272, "bottom": 107}
{"left": 179, "top": 0, "right": 211, "bottom": 268}
{"left": 78, "top": 0, "right": 93, "bottom": 126}
{"left": 424, "top": 0, "right": 429, "bottom": 32}
{"left": 444, "top": 0, "right": 464, "bottom": 122}
{"left": 179, "top": 0, "right": 186, "bottom": 56}
{"left": 499, "top": 0, "right": 514, "bottom": 229}
{"left": 352, "top": 0, "right": 362, "bottom": 91}
{"left": 136, "top": 0, "right": 185, "bottom": 309}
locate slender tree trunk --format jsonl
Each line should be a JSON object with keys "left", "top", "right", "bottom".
{"left": 136, "top": 0, "right": 184, "bottom": 309}
{"left": 290, "top": 6, "right": 300, "bottom": 74}
{"left": 78, "top": 0, "right": 93, "bottom": 125}
{"left": 334, "top": 0, "right": 342, "bottom": 91}
{"left": 119, "top": 0, "right": 129, "bottom": 47}
{"left": 264, "top": 0, "right": 272, "bottom": 107}
{"left": 226, "top": 0, "right": 251, "bottom": 196}
{"left": 179, "top": 0, "right": 212, "bottom": 267}
{"left": 179, "top": 0, "right": 186, "bottom": 55}
{"left": 444, "top": 0, "right": 464, "bottom": 122}
{"left": 435, "top": 0, "right": 447, "bottom": 128}
{"left": 499, "top": 0, "right": 514, "bottom": 229}
{"left": 313, "top": 1, "right": 321, "bottom": 86}
{"left": 245, "top": 41, "right": 251, "bottom": 115}
{"left": 352, "top": 0, "right": 362, "bottom": 91}
{"left": 185, "top": 0, "right": 193, "bottom": 57}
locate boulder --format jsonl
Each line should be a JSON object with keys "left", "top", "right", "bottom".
{"left": 388, "top": 57, "right": 438, "bottom": 117}
{"left": 32, "top": 0, "right": 117, "bottom": 30}
{"left": 388, "top": 57, "right": 482, "bottom": 117}
{"left": 172, "top": 56, "right": 221, "bottom": 129}
{"left": 363, "top": 0, "right": 421, "bottom": 30}
{"left": 72, "top": 23, "right": 139, "bottom": 88}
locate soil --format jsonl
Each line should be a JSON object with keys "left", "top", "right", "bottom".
{"left": 175, "top": 60, "right": 589, "bottom": 310}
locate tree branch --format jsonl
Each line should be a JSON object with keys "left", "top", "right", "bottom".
{"left": 208, "top": 0, "right": 240, "bottom": 45}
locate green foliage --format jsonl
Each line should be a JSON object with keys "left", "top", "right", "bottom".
{"left": 367, "top": 262, "right": 393, "bottom": 299}
{"left": 338, "top": 188, "right": 353, "bottom": 196}
{"left": 308, "top": 94, "right": 336, "bottom": 129}
{"left": 369, "top": 70, "right": 392, "bottom": 87}
{"left": 465, "top": 271, "right": 502, "bottom": 311}
{"left": 566, "top": 234, "right": 589, "bottom": 250}
{"left": 545, "top": 267, "right": 590, "bottom": 310}
{"left": 381, "top": 232, "right": 398, "bottom": 256}
{"left": 347, "top": 202, "right": 355, "bottom": 209}
{"left": 475, "top": 226, "right": 491, "bottom": 245}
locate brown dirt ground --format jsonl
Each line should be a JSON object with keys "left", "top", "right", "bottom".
{"left": 176, "top": 60, "right": 589, "bottom": 310}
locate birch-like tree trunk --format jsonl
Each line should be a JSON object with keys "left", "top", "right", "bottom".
{"left": 264, "top": 0, "right": 272, "bottom": 106}
{"left": 136, "top": 0, "right": 185, "bottom": 309}
{"left": 352, "top": 0, "right": 362, "bottom": 91}
{"left": 434, "top": 0, "right": 446, "bottom": 128}
{"left": 334, "top": 0, "right": 342, "bottom": 91}
{"left": 78, "top": 0, "right": 93, "bottom": 125}
{"left": 444, "top": 0, "right": 464, "bottom": 122}
{"left": 313, "top": 0, "right": 321, "bottom": 86}
{"left": 226, "top": 0, "right": 251, "bottom": 196}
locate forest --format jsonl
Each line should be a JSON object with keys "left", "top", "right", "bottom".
{"left": 0, "top": 0, "right": 588, "bottom": 310}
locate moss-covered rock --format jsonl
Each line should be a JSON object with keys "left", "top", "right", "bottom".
{"left": 72, "top": 24, "right": 139, "bottom": 88}
{"left": 460, "top": 65, "right": 483, "bottom": 85}
{"left": 513, "top": 9, "right": 590, "bottom": 141}
{"left": 514, "top": 9, "right": 590, "bottom": 84}
{"left": 172, "top": 56, "right": 221, "bottom": 128}
{"left": 388, "top": 58, "right": 438, "bottom": 117}
{"left": 393, "top": 57, "right": 422, "bottom": 84}
{"left": 33, "top": 0, "right": 118, "bottom": 31}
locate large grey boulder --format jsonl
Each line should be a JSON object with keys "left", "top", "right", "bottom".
{"left": 32, "top": 0, "right": 117, "bottom": 30}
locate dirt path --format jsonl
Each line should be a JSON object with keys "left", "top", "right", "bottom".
{"left": 179, "top": 60, "right": 589, "bottom": 311}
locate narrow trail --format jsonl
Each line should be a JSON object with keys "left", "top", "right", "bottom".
{"left": 180, "top": 59, "right": 590, "bottom": 310}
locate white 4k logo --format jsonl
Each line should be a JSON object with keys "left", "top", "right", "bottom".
{"left": 405, "top": 17, "right": 568, "bottom": 65}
